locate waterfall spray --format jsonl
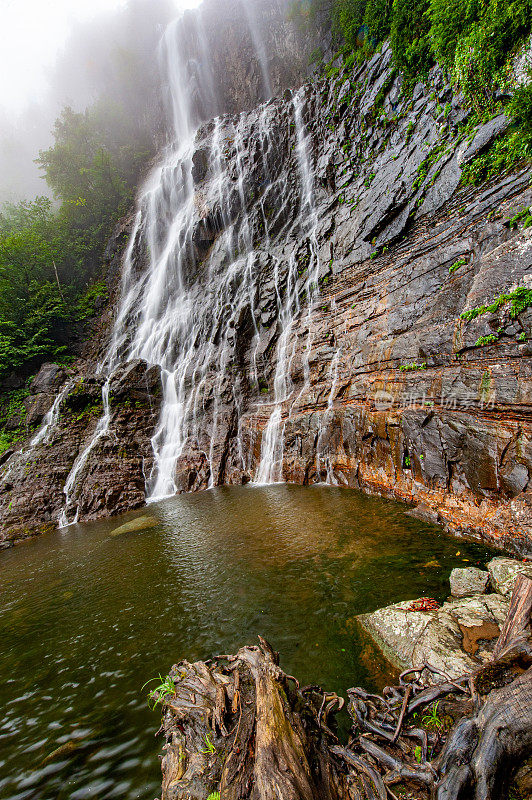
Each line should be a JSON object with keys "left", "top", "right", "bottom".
{"left": 58, "top": 3, "right": 282, "bottom": 522}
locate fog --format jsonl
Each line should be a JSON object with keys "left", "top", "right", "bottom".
{"left": 0, "top": 0, "right": 201, "bottom": 203}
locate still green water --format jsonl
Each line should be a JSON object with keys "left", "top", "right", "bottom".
{"left": 0, "top": 484, "right": 494, "bottom": 800}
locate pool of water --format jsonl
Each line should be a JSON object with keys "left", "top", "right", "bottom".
{"left": 0, "top": 484, "right": 494, "bottom": 800}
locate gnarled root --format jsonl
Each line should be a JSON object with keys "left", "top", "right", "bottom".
{"left": 159, "top": 640, "right": 355, "bottom": 800}
{"left": 157, "top": 576, "right": 532, "bottom": 800}
{"left": 435, "top": 668, "right": 532, "bottom": 800}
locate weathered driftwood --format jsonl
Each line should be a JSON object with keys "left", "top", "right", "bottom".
{"left": 158, "top": 636, "right": 351, "bottom": 800}
{"left": 156, "top": 579, "right": 532, "bottom": 800}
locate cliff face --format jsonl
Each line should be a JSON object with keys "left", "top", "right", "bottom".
{"left": 1, "top": 36, "right": 531, "bottom": 554}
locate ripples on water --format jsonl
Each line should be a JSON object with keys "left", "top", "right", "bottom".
{"left": 0, "top": 485, "right": 494, "bottom": 799}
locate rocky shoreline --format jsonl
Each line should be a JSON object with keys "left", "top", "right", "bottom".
{"left": 155, "top": 566, "right": 532, "bottom": 800}
{"left": 358, "top": 556, "right": 532, "bottom": 678}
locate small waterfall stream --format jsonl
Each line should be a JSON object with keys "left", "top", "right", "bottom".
{"left": 255, "top": 90, "right": 321, "bottom": 484}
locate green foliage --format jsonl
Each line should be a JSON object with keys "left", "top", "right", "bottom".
{"left": 390, "top": 0, "right": 432, "bottom": 80}
{"left": 449, "top": 257, "right": 467, "bottom": 273}
{"left": 474, "top": 333, "right": 500, "bottom": 346}
{"left": 461, "top": 287, "right": 532, "bottom": 322}
{"left": 332, "top": 0, "right": 531, "bottom": 111}
{"left": 332, "top": 0, "right": 368, "bottom": 50}
{"left": 507, "top": 77, "right": 532, "bottom": 138}
{"left": 201, "top": 733, "right": 216, "bottom": 754}
{"left": 399, "top": 361, "right": 427, "bottom": 371}
{"left": 36, "top": 101, "right": 151, "bottom": 273}
{"left": 421, "top": 701, "right": 443, "bottom": 729}
{"left": 0, "top": 385, "right": 31, "bottom": 455}
{"left": 429, "top": 0, "right": 531, "bottom": 110}
{"left": 461, "top": 128, "right": 532, "bottom": 186}
{"left": 0, "top": 198, "right": 72, "bottom": 376}
{"left": 142, "top": 674, "right": 176, "bottom": 709}
{"left": 75, "top": 281, "right": 110, "bottom": 320}
{"left": 207, "top": 793, "right": 221, "bottom": 800}
{"left": 428, "top": 0, "right": 480, "bottom": 70}
{"left": 364, "top": 0, "right": 393, "bottom": 43}
{"left": 506, "top": 206, "right": 532, "bottom": 229}
{"left": 0, "top": 197, "right": 111, "bottom": 378}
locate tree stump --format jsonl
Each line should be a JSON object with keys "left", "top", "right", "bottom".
{"left": 155, "top": 577, "right": 532, "bottom": 800}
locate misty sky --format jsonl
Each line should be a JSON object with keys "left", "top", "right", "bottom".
{"left": 0, "top": 0, "right": 201, "bottom": 114}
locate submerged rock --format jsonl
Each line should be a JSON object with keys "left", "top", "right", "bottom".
{"left": 110, "top": 515, "right": 159, "bottom": 536}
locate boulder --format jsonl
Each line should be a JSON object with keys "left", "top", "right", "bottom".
{"left": 449, "top": 566, "right": 489, "bottom": 598}
{"left": 108, "top": 360, "right": 161, "bottom": 403}
{"left": 358, "top": 599, "right": 438, "bottom": 670}
{"left": 23, "top": 394, "right": 54, "bottom": 428}
{"left": 460, "top": 114, "right": 509, "bottom": 163}
{"left": 411, "top": 594, "right": 509, "bottom": 677}
{"left": 358, "top": 593, "right": 509, "bottom": 678}
{"left": 487, "top": 557, "right": 532, "bottom": 596}
{"left": 29, "top": 363, "right": 66, "bottom": 394}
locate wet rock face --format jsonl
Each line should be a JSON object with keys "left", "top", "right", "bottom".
{"left": 0, "top": 362, "right": 162, "bottom": 545}
{"left": 1, "top": 41, "right": 532, "bottom": 551}
{"left": 166, "top": 0, "right": 325, "bottom": 129}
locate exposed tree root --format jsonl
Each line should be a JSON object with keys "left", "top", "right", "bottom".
{"left": 156, "top": 577, "right": 532, "bottom": 800}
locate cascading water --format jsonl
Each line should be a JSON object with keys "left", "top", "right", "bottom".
{"left": 30, "top": 380, "right": 75, "bottom": 449}
{"left": 54, "top": 0, "right": 328, "bottom": 524}
{"left": 255, "top": 89, "right": 321, "bottom": 484}
{"left": 57, "top": 1, "right": 290, "bottom": 522}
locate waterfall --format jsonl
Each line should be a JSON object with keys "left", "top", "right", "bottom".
{"left": 56, "top": 2, "right": 283, "bottom": 523}
{"left": 52, "top": 0, "right": 329, "bottom": 524}
{"left": 241, "top": 0, "right": 273, "bottom": 100}
{"left": 30, "top": 380, "right": 75, "bottom": 449}
{"left": 255, "top": 89, "right": 321, "bottom": 484}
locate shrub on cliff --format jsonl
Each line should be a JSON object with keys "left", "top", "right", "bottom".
{"left": 333, "top": 0, "right": 531, "bottom": 98}
{"left": 430, "top": 0, "right": 532, "bottom": 110}
{"left": 389, "top": 0, "right": 432, "bottom": 79}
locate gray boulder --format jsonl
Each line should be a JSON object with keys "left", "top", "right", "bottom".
{"left": 358, "top": 593, "right": 509, "bottom": 679}
{"left": 29, "top": 363, "right": 66, "bottom": 394}
{"left": 450, "top": 567, "right": 490, "bottom": 598}
{"left": 487, "top": 557, "right": 532, "bottom": 596}
{"left": 411, "top": 594, "right": 509, "bottom": 678}
{"left": 358, "top": 600, "right": 439, "bottom": 670}
{"left": 460, "top": 114, "right": 509, "bottom": 163}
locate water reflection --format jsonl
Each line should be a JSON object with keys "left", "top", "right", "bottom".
{"left": 0, "top": 485, "right": 494, "bottom": 800}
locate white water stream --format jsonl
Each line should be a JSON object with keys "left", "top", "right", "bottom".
{"left": 254, "top": 90, "right": 321, "bottom": 484}
{"left": 54, "top": 2, "right": 327, "bottom": 524}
